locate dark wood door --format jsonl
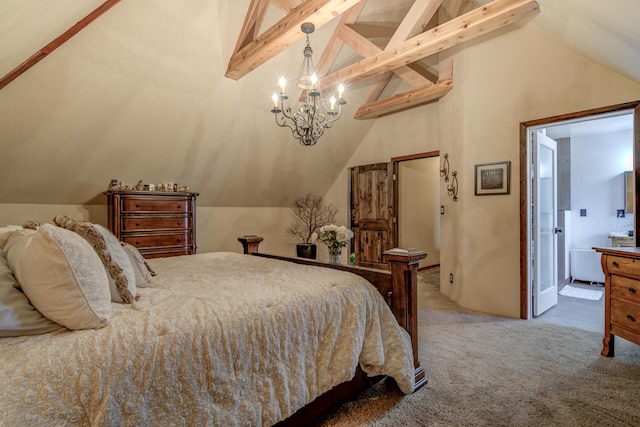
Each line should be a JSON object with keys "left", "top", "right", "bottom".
{"left": 351, "top": 162, "right": 397, "bottom": 269}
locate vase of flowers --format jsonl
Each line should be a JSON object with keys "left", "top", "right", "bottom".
{"left": 315, "top": 224, "right": 354, "bottom": 264}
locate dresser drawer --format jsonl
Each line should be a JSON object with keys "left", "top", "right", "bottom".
{"left": 121, "top": 198, "right": 191, "bottom": 213}
{"left": 107, "top": 190, "right": 198, "bottom": 259}
{"left": 611, "top": 275, "right": 640, "bottom": 304}
{"left": 606, "top": 255, "right": 640, "bottom": 278}
{"left": 122, "top": 216, "right": 191, "bottom": 231}
{"left": 122, "top": 233, "right": 193, "bottom": 249}
{"left": 611, "top": 298, "right": 640, "bottom": 334}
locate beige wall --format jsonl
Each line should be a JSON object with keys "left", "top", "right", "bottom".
{"left": 398, "top": 157, "right": 441, "bottom": 267}
{"left": 326, "top": 25, "right": 640, "bottom": 318}
{"left": 0, "top": 204, "right": 107, "bottom": 227}
{"left": 4, "top": 21, "right": 640, "bottom": 319}
{"left": 0, "top": 203, "right": 292, "bottom": 256}
{"left": 196, "top": 207, "right": 292, "bottom": 256}
{"left": 443, "top": 27, "right": 640, "bottom": 318}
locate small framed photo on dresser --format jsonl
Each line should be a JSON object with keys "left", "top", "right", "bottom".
{"left": 474, "top": 161, "right": 510, "bottom": 195}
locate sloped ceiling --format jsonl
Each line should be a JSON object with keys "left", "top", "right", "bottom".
{"left": 0, "top": 0, "right": 638, "bottom": 208}
{"left": 529, "top": 0, "right": 640, "bottom": 84}
{"left": 0, "top": 0, "right": 106, "bottom": 79}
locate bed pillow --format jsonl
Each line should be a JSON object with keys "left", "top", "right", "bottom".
{"left": 4, "top": 225, "right": 111, "bottom": 330}
{"left": 53, "top": 215, "right": 137, "bottom": 304}
{"left": 0, "top": 249, "right": 62, "bottom": 337}
{"left": 0, "top": 225, "right": 23, "bottom": 249}
{"left": 93, "top": 224, "right": 140, "bottom": 301}
{"left": 121, "top": 242, "right": 156, "bottom": 287}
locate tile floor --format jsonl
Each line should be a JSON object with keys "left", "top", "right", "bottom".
{"left": 536, "top": 280, "right": 604, "bottom": 333}
{"left": 419, "top": 268, "right": 605, "bottom": 334}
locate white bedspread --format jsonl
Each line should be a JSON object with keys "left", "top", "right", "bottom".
{"left": 0, "top": 252, "right": 414, "bottom": 426}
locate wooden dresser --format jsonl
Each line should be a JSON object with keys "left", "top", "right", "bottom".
{"left": 106, "top": 190, "right": 198, "bottom": 258}
{"left": 595, "top": 247, "right": 640, "bottom": 356}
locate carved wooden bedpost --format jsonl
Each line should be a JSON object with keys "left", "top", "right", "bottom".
{"left": 383, "top": 249, "right": 428, "bottom": 390}
{"left": 238, "top": 235, "right": 264, "bottom": 255}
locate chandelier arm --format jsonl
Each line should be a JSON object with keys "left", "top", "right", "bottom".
{"left": 292, "top": 111, "right": 309, "bottom": 128}
{"left": 274, "top": 110, "right": 301, "bottom": 138}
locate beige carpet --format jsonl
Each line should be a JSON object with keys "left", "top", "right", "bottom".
{"left": 318, "top": 269, "right": 640, "bottom": 426}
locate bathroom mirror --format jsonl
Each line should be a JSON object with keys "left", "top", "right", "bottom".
{"left": 625, "top": 170, "right": 634, "bottom": 213}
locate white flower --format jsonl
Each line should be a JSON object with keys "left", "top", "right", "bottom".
{"left": 316, "top": 224, "right": 353, "bottom": 249}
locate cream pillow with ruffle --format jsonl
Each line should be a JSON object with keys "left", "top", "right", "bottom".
{"left": 5, "top": 225, "right": 111, "bottom": 330}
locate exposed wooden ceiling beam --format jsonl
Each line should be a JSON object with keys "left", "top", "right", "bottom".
{"left": 298, "top": 2, "right": 368, "bottom": 101}
{"left": 270, "top": 0, "right": 305, "bottom": 13}
{"left": 362, "top": 0, "right": 442, "bottom": 105}
{"left": 338, "top": 25, "right": 432, "bottom": 87}
{"left": 365, "top": 72, "right": 395, "bottom": 103}
{"left": 225, "top": 0, "right": 365, "bottom": 80}
{"left": 314, "top": 2, "right": 368, "bottom": 78}
{"left": 354, "top": 61, "right": 453, "bottom": 119}
{"left": 232, "top": 0, "right": 271, "bottom": 54}
{"left": 0, "top": 0, "right": 121, "bottom": 91}
{"left": 388, "top": 0, "right": 443, "bottom": 47}
{"left": 320, "top": 0, "right": 539, "bottom": 89}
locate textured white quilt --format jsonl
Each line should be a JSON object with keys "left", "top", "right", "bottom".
{"left": 0, "top": 252, "right": 414, "bottom": 426}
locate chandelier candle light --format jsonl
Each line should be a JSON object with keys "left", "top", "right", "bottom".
{"left": 271, "top": 22, "right": 346, "bottom": 147}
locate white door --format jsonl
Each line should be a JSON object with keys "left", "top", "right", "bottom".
{"left": 533, "top": 130, "right": 558, "bottom": 316}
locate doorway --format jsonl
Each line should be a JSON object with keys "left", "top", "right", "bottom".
{"left": 396, "top": 155, "right": 441, "bottom": 269}
{"left": 349, "top": 151, "right": 441, "bottom": 269}
{"left": 520, "top": 101, "right": 640, "bottom": 320}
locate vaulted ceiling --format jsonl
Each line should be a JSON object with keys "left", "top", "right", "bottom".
{"left": 0, "top": 0, "right": 638, "bottom": 207}
{"left": 225, "top": 0, "right": 539, "bottom": 119}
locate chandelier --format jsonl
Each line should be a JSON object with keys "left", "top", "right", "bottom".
{"left": 271, "top": 22, "right": 346, "bottom": 146}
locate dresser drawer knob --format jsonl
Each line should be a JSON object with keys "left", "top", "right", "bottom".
{"left": 135, "top": 204, "right": 140, "bottom": 208}
{"left": 612, "top": 261, "right": 620, "bottom": 267}
{"left": 135, "top": 240, "right": 140, "bottom": 246}
{"left": 177, "top": 204, "right": 182, "bottom": 209}
{"left": 135, "top": 222, "right": 140, "bottom": 227}
{"left": 177, "top": 221, "right": 182, "bottom": 226}
{"left": 176, "top": 238, "right": 182, "bottom": 243}
{"left": 630, "top": 287, "right": 637, "bottom": 294}
{"left": 627, "top": 314, "right": 636, "bottom": 322}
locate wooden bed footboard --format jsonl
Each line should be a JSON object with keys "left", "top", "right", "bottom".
{"left": 237, "top": 235, "right": 427, "bottom": 393}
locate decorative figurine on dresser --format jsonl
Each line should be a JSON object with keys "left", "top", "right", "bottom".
{"left": 594, "top": 246, "right": 640, "bottom": 357}
{"left": 106, "top": 189, "right": 198, "bottom": 258}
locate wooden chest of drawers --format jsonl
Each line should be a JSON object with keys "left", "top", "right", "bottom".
{"left": 595, "top": 247, "right": 640, "bottom": 356}
{"left": 106, "top": 190, "right": 198, "bottom": 258}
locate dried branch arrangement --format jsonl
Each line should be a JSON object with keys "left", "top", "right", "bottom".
{"left": 287, "top": 193, "right": 337, "bottom": 244}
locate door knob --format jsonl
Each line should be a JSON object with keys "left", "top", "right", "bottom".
{"left": 554, "top": 228, "right": 562, "bottom": 234}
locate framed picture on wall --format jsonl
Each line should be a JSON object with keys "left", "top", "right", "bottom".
{"left": 474, "top": 161, "right": 510, "bottom": 195}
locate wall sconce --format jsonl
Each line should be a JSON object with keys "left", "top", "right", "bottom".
{"left": 440, "top": 153, "right": 459, "bottom": 202}
{"left": 440, "top": 153, "right": 451, "bottom": 182}
{"left": 448, "top": 171, "right": 458, "bottom": 202}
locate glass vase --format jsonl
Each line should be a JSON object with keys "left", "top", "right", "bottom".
{"left": 328, "top": 247, "right": 342, "bottom": 264}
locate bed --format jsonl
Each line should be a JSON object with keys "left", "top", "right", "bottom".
{"left": 0, "top": 224, "right": 426, "bottom": 426}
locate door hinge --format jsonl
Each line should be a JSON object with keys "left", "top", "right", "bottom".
{"left": 392, "top": 173, "right": 397, "bottom": 181}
